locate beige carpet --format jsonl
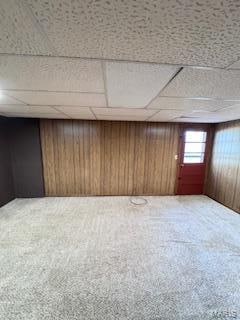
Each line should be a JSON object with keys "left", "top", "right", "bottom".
{"left": 0, "top": 195, "right": 239, "bottom": 320}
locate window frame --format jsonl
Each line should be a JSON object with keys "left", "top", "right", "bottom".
{"left": 182, "top": 129, "right": 208, "bottom": 165}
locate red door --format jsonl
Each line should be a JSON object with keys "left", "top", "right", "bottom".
{"left": 177, "top": 129, "right": 208, "bottom": 195}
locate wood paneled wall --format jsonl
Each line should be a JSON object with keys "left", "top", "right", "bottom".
{"left": 40, "top": 120, "right": 180, "bottom": 196}
{"left": 206, "top": 120, "right": 240, "bottom": 213}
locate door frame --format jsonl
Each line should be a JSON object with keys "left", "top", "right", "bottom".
{"left": 174, "top": 123, "right": 214, "bottom": 195}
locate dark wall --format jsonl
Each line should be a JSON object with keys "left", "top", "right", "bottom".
{"left": 0, "top": 117, "right": 14, "bottom": 206}
{"left": 9, "top": 118, "right": 45, "bottom": 198}
{"left": 0, "top": 117, "right": 45, "bottom": 207}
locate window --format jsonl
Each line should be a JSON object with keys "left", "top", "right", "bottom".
{"left": 183, "top": 131, "right": 207, "bottom": 164}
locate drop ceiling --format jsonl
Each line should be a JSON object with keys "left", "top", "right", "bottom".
{"left": 0, "top": 0, "right": 240, "bottom": 123}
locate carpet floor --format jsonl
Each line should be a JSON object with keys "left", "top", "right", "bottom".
{"left": 0, "top": 195, "right": 240, "bottom": 320}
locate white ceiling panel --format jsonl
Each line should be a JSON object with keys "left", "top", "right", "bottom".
{"left": 148, "top": 110, "right": 185, "bottom": 122}
{"left": 5, "top": 113, "right": 69, "bottom": 119}
{"left": 148, "top": 97, "right": 238, "bottom": 112}
{"left": 228, "top": 59, "right": 240, "bottom": 70}
{"left": 195, "top": 106, "right": 240, "bottom": 122}
{"left": 0, "top": 93, "right": 24, "bottom": 105}
{"left": 69, "top": 114, "right": 95, "bottom": 120}
{"left": 1, "top": 1, "right": 240, "bottom": 123}
{"left": 0, "top": 105, "right": 59, "bottom": 114}
{"left": 55, "top": 106, "right": 95, "bottom": 119}
{"left": 173, "top": 105, "right": 240, "bottom": 123}
{"left": 161, "top": 68, "right": 240, "bottom": 99}
{"left": 92, "top": 108, "right": 156, "bottom": 118}
{"left": 56, "top": 106, "right": 92, "bottom": 114}
{"left": 216, "top": 106, "right": 240, "bottom": 121}
{"left": 172, "top": 117, "right": 219, "bottom": 123}
{"left": 0, "top": 0, "right": 53, "bottom": 55}
{"left": 106, "top": 62, "right": 178, "bottom": 107}
{"left": 23, "top": 0, "right": 240, "bottom": 67}
{"left": 0, "top": 56, "right": 104, "bottom": 92}
{"left": 95, "top": 115, "right": 150, "bottom": 121}
{"left": 4, "top": 91, "right": 106, "bottom": 107}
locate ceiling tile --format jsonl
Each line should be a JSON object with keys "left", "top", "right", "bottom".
{"left": 92, "top": 107, "right": 156, "bottom": 119}
{"left": 106, "top": 62, "right": 178, "bottom": 107}
{"left": 55, "top": 106, "right": 94, "bottom": 117}
{"left": 204, "top": 105, "right": 240, "bottom": 121}
{"left": 172, "top": 117, "right": 218, "bottom": 123}
{"left": 5, "top": 113, "right": 69, "bottom": 119}
{"left": 173, "top": 105, "right": 240, "bottom": 123}
{"left": 161, "top": 67, "right": 240, "bottom": 99}
{"left": 68, "top": 114, "right": 95, "bottom": 120}
{"left": 148, "top": 110, "right": 185, "bottom": 122}
{"left": 0, "top": 93, "right": 24, "bottom": 105}
{"left": 228, "top": 59, "right": 240, "bottom": 69}
{"left": 0, "top": 105, "right": 59, "bottom": 113}
{"left": 0, "top": 56, "right": 104, "bottom": 92}
{"left": 215, "top": 106, "right": 240, "bottom": 122}
{"left": 96, "top": 115, "right": 149, "bottom": 121}
{"left": 148, "top": 97, "right": 238, "bottom": 112}
{"left": 0, "top": 0, "right": 54, "bottom": 55}
{"left": 4, "top": 91, "right": 106, "bottom": 107}
{"left": 25, "top": 0, "right": 240, "bottom": 67}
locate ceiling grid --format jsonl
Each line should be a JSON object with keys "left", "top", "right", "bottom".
{"left": 0, "top": 0, "right": 240, "bottom": 122}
